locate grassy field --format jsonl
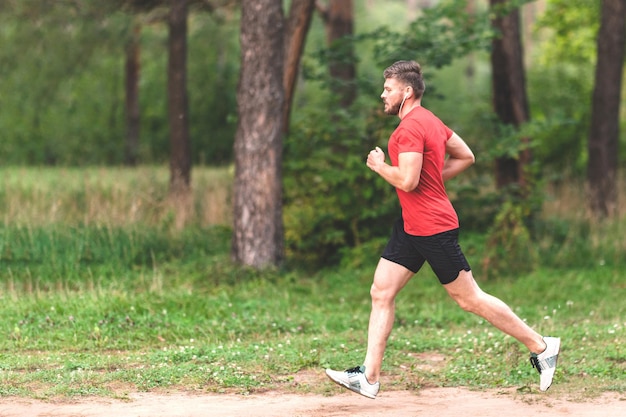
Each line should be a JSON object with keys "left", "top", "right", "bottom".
{"left": 0, "top": 166, "right": 624, "bottom": 399}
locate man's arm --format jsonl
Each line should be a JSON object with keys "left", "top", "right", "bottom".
{"left": 442, "top": 133, "right": 475, "bottom": 181}
{"left": 366, "top": 146, "right": 423, "bottom": 192}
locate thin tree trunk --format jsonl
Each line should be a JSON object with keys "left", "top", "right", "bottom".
{"left": 168, "top": 0, "right": 191, "bottom": 191}
{"left": 125, "top": 23, "right": 141, "bottom": 166}
{"left": 168, "top": 0, "right": 192, "bottom": 227}
{"left": 465, "top": 0, "right": 476, "bottom": 82}
{"left": 282, "top": 0, "right": 316, "bottom": 135}
{"left": 232, "top": 0, "right": 285, "bottom": 268}
{"left": 587, "top": 0, "right": 626, "bottom": 218}
{"left": 490, "top": 0, "right": 531, "bottom": 191}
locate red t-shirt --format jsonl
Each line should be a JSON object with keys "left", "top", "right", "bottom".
{"left": 387, "top": 106, "right": 459, "bottom": 236}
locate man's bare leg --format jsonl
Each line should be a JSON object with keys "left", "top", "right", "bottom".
{"left": 362, "top": 258, "right": 414, "bottom": 383}
{"left": 444, "top": 270, "right": 546, "bottom": 354}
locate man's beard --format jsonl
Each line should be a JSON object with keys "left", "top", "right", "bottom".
{"left": 384, "top": 101, "right": 401, "bottom": 115}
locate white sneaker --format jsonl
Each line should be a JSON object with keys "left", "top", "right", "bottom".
{"left": 325, "top": 365, "right": 380, "bottom": 399}
{"left": 530, "top": 336, "right": 561, "bottom": 391}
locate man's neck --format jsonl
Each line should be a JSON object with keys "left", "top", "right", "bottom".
{"left": 398, "top": 101, "right": 421, "bottom": 119}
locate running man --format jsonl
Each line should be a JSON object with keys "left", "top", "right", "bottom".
{"left": 325, "top": 60, "right": 560, "bottom": 399}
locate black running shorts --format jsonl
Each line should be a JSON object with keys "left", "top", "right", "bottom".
{"left": 381, "top": 218, "right": 471, "bottom": 285}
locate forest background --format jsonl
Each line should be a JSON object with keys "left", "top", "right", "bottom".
{"left": 0, "top": 0, "right": 624, "bottom": 399}
{"left": 0, "top": 0, "right": 624, "bottom": 270}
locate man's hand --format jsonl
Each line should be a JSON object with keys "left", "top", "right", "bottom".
{"left": 367, "top": 147, "right": 386, "bottom": 173}
{"left": 366, "top": 147, "right": 422, "bottom": 192}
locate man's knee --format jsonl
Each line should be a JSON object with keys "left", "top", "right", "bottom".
{"left": 370, "top": 283, "right": 395, "bottom": 306}
{"left": 444, "top": 270, "right": 484, "bottom": 313}
{"left": 448, "top": 286, "right": 485, "bottom": 313}
{"left": 452, "top": 293, "right": 481, "bottom": 313}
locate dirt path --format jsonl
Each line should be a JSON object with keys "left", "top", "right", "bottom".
{"left": 0, "top": 387, "right": 623, "bottom": 417}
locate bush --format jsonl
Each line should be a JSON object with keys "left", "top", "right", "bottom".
{"left": 283, "top": 104, "right": 398, "bottom": 267}
{"left": 481, "top": 202, "right": 538, "bottom": 279}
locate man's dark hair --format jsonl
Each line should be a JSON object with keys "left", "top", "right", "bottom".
{"left": 383, "top": 60, "right": 425, "bottom": 98}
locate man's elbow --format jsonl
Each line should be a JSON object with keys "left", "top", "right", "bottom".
{"left": 463, "top": 150, "right": 476, "bottom": 167}
{"left": 399, "top": 179, "right": 420, "bottom": 193}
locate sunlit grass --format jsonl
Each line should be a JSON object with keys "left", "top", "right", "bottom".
{"left": 0, "top": 165, "right": 232, "bottom": 227}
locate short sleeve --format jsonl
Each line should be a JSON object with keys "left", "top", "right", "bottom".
{"left": 396, "top": 120, "right": 424, "bottom": 154}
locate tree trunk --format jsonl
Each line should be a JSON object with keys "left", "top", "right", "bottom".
{"left": 282, "top": 0, "right": 316, "bottom": 135}
{"left": 168, "top": 0, "right": 192, "bottom": 227}
{"left": 318, "top": 0, "right": 356, "bottom": 108}
{"left": 465, "top": 0, "right": 476, "bottom": 81}
{"left": 125, "top": 22, "right": 141, "bottom": 166}
{"left": 490, "top": 0, "right": 531, "bottom": 191}
{"left": 168, "top": 0, "right": 191, "bottom": 191}
{"left": 587, "top": 0, "right": 626, "bottom": 218}
{"left": 232, "top": 0, "right": 285, "bottom": 268}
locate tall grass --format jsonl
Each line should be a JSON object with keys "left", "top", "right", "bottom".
{"left": 535, "top": 177, "right": 626, "bottom": 270}
{"left": 0, "top": 166, "right": 232, "bottom": 227}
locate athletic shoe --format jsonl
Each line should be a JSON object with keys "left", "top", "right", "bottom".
{"left": 325, "top": 365, "right": 380, "bottom": 399}
{"left": 530, "top": 336, "right": 561, "bottom": 391}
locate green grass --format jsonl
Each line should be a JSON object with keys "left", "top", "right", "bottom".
{"left": 0, "top": 167, "right": 624, "bottom": 399}
{"left": 0, "top": 229, "right": 623, "bottom": 398}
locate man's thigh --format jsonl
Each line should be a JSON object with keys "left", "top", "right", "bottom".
{"left": 371, "top": 257, "right": 415, "bottom": 296}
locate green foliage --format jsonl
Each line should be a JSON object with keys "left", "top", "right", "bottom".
{"left": 527, "top": 65, "right": 592, "bottom": 176}
{"left": 481, "top": 202, "right": 538, "bottom": 278}
{"left": 283, "top": 104, "right": 399, "bottom": 266}
{"left": 368, "top": 0, "right": 495, "bottom": 69}
{"left": 536, "top": 0, "right": 600, "bottom": 64}
{"left": 0, "top": 1, "right": 130, "bottom": 164}
{"left": 0, "top": 3, "right": 239, "bottom": 165}
{"left": 526, "top": 0, "right": 600, "bottom": 177}
{"left": 188, "top": 13, "right": 240, "bottom": 165}
{"left": 365, "top": 0, "right": 533, "bottom": 70}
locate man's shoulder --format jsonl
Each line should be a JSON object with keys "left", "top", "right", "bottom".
{"left": 414, "top": 106, "right": 442, "bottom": 121}
{"left": 410, "top": 106, "right": 450, "bottom": 132}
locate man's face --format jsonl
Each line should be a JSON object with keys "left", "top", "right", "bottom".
{"left": 381, "top": 77, "right": 406, "bottom": 115}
